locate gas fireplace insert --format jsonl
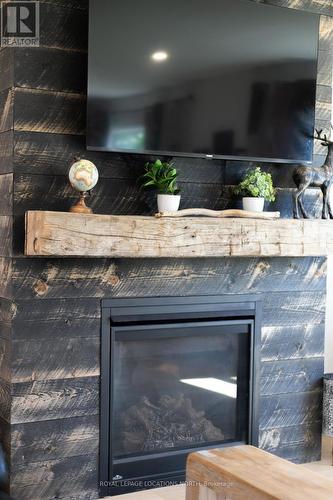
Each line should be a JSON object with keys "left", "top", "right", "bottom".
{"left": 100, "top": 295, "right": 261, "bottom": 497}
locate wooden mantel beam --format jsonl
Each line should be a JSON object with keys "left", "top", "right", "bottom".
{"left": 25, "top": 210, "right": 333, "bottom": 258}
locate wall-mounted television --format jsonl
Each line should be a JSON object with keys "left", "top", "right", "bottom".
{"left": 87, "top": 0, "right": 319, "bottom": 163}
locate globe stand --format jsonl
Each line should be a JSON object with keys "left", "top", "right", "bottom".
{"left": 69, "top": 192, "right": 93, "bottom": 214}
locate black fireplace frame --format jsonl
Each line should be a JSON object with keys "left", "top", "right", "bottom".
{"left": 99, "top": 294, "right": 261, "bottom": 497}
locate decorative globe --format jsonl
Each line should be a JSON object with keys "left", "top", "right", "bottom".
{"left": 69, "top": 159, "right": 99, "bottom": 193}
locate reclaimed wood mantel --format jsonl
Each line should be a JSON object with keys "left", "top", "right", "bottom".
{"left": 25, "top": 210, "right": 333, "bottom": 258}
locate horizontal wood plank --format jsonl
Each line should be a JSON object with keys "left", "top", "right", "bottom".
{"left": 260, "top": 390, "right": 322, "bottom": 429}
{"left": 11, "top": 414, "right": 98, "bottom": 465}
{"left": 0, "top": 338, "right": 10, "bottom": 383}
{"left": 313, "top": 153, "right": 327, "bottom": 167}
{"left": 25, "top": 211, "right": 333, "bottom": 258}
{"left": 0, "top": 89, "right": 13, "bottom": 133}
{"left": 270, "top": 188, "right": 325, "bottom": 219}
{"left": 11, "top": 376, "right": 99, "bottom": 424}
{"left": 11, "top": 453, "right": 98, "bottom": 500}
{"left": 0, "top": 49, "right": 13, "bottom": 92}
{"left": 260, "top": 357, "right": 323, "bottom": 395}
{"left": 12, "top": 297, "right": 100, "bottom": 341}
{"left": 318, "top": 15, "right": 333, "bottom": 50}
{"left": 262, "top": 291, "right": 326, "bottom": 328}
{"left": 315, "top": 99, "right": 332, "bottom": 121}
{"left": 0, "top": 173, "right": 13, "bottom": 216}
{"left": 317, "top": 51, "right": 333, "bottom": 86}
{"left": 0, "top": 415, "right": 11, "bottom": 463}
{"left": 259, "top": 421, "right": 322, "bottom": 462}
{"left": 226, "top": 154, "right": 329, "bottom": 187}
{"left": 0, "top": 216, "right": 12, "bottom": 257}
{"left": 8, "top": 290, "right": 325, "bottom": 345}
{"left": 225, "top": 160, "right": 297, "bottom": 189}
{"left": 0, "top": 298, "right": 14, "bottom": 333}
{"left": 261, "top": 323, "right": 325, "bottom": 361}
{"left": 14, "top": 173, "right": 226, "bottom": 215}
{"left": 38, "top": 0, "right": 88, "bottom": 9}
{"left": 14, "top": 88, "right": 86, "bottom": 135}
{"left": 0, "top": 130, "right": 13, "bottom": 174}
{"left": 12, "top": 335, "right": 99, "bottom": 382}
{"left": 253, "top": 0, "right": 332, "bottom": 16}
{"left": 0, "top": 378, "right": 11, "bottom": 423}
{"left": 0, "top": 321, "right": 11, "bottom": 343}
{"left": 0, "top": 257, "right": 12, "bottom": 300}
{"left": 313, "top": 138, "right": 331, "bottom": 156}
{"left": 316, "top": 84, "right": 332, "bottom": 103}
{"left": 9, "top": 300, "right": 324, "bottom": 382}
{"left": 14, "top": 48, "right": 87, "bottom": 93}
{"left": 38, "top": 2, "right": 88, "bottom": 51}
{"left": 13, "top": 131, "right": 225, "bottom": 184}
{"left": 11, "top": 256, "right": 326, "bottom": 300}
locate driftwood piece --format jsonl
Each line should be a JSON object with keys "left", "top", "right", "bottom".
{"left": 155, "top": 208, "right": 280, "bottom": 219}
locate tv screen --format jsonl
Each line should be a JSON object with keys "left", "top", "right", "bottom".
{"left": 87, "top": 0, "right": 319, "bottom": 163}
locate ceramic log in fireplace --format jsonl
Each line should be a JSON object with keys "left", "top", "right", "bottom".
{"left": 100, "top": 295, "right": 261, "bottom": 496}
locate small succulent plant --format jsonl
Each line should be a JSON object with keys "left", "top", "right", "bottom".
{"left": 140, "top": 160, "right": 180, "bottom": 195}
{"left": 234, "top": 166, "right": 275, "bottom": 202}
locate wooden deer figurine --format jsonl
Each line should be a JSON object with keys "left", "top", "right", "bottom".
{"left": 293, "top": 128, "right": 333, "bottom": 219}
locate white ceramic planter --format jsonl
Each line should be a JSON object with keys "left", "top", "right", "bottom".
{"left": 242, "top": 197, "right": 265, "bottom": 212}
{"left": 157, "top": 194, "right": 181, "bottom": 212}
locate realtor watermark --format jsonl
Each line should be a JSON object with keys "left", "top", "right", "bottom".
{"left": 1, "top": 1, "right": 39, "bottom": 47}
{"left": 100, "top": 479, "right": 234, "bottom": 488}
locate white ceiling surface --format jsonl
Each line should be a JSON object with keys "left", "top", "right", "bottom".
{"left": 89, "top": 0, "right": 318, "bottom": 98}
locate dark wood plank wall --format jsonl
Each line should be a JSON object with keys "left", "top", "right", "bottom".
{"left": 0, "top": 45, "right": 13, "bottom": 472}
{"left": 8, "top": 258, "right": 327, "bottom": 500}
{"left": 0, "top": 0, "right": 330, "bottom": 498}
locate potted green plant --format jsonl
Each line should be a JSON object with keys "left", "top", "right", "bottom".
{"left": 234, "top": 166, "right": 275, "bottom": 212}
{"left": 140, "top": 159, "right": 181, "bottom": 212}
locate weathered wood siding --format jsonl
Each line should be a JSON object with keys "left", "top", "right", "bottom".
{"left": 0, "top": 0, "right": 331, "bottom": 498}
{"left": 8, "top": 257, "right": 327, "bottom": 499}
{"left": 0, "top": 46, "right": 13, "bottom": 479}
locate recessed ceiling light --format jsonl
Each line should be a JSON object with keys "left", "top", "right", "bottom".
{"left": 151, "top": 51, "right": 169, "bottom": 62}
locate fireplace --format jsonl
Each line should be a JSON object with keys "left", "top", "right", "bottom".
{"left": 100, "top": 295, "right": 261, "bottom": 496}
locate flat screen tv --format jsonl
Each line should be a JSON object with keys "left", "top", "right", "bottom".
{"left": 87, "top": 0, "right": 319, "bottom": 163}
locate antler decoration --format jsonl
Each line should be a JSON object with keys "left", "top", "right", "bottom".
{"left": 314, "top": 128, "right": 333, "bottom": 146}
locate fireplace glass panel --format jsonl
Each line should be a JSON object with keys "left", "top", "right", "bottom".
{"left": 112, "top": 321, "right": 251, "bottom": 459}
